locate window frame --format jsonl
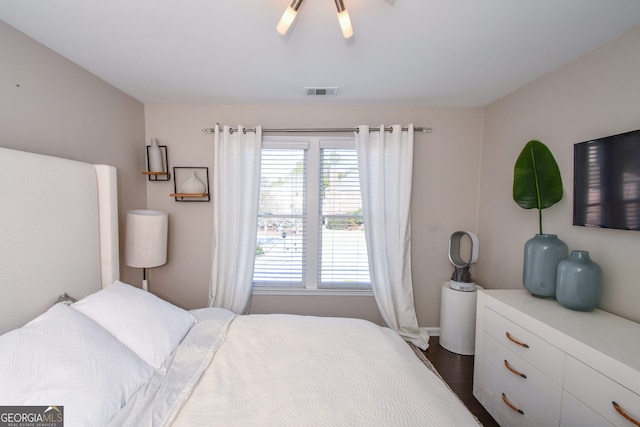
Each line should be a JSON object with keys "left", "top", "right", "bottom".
{"left": 252, "top": 136, "right": 372, "bottom": 296}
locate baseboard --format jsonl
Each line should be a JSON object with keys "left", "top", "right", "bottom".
{"left": 422, "top": 326, "right": 440, "bottom": 336}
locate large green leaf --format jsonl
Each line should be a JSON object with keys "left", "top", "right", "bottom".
{"left": 513, "top": 140, "right": 563, "bottom": 233}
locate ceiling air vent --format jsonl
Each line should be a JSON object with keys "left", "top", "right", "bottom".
{"left": 305, "top": 87, "right": 339, "bottom": 96}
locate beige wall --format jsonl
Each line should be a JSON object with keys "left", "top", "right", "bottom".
{"left": 0, "top": 21, "right": 146, "bottom": 280}
{"left": 477, "top": 25, "right": 640, "bottom": 323}
{"left": 144, "top": 104, "right": 484, "bottom": 326}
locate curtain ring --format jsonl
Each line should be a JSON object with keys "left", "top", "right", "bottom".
{"left": 243, "top": 128, "right": 247, "bottom": 134}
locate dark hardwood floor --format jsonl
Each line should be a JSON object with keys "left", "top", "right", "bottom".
{"left": 423, "top": 336, "right": 499, "bottom": 426}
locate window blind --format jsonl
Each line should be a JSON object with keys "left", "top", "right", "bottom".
{"left": 319, "top": 148, "right": 370, "bottom": 288}
{"left": 253, "top": 149, "right": 307, "bottom": 287}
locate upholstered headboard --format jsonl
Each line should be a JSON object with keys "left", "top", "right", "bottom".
{"left": 0, "top": 147, "right": 119, "bottom": 334}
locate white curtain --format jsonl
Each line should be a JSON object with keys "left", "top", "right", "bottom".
{"left": 356, "top": 124, "right": 428, "bottom": 349}
{"left": 209, "top": 124, "right": 262, "bottom": 314}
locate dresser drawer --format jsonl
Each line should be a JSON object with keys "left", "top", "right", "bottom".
{"left": 482, "top": 332, "right": 562, "bottom": 419}
{"left": 561, "top": 391, "right": 613, "bottom": 427}
{"left": 483, "top": 306, "right": 564, "bottom": 382}
{"left": 564, "top": 356, "right": 640, "bottom": 426}
{"left": 477, "top": 355, "right": 558, "bottom": 427}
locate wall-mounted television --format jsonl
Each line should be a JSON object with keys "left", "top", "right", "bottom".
{"left": 573, "top": 129, "right": 640, "bottom": 231}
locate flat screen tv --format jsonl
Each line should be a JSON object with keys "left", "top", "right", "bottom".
{"left": 574, "top": 129, "right": 640, "bottom": 231}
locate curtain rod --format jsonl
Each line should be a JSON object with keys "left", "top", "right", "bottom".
{"left": 201, "top": 126, "right": 432, "bottom": 135}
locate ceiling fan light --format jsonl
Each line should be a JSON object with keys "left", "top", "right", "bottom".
{"left": 337, "top": 9, "right": 353, "bottom": 39}
{"left": 334, "top": 0, "right": 353, "bottom": 39}
{"left": 277, "top": 0, "right": 304, "bottom": 36}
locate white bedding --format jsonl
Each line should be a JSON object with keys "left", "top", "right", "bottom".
{"left": 112, "top": 308, "right": 480, "bottom": 427}
{"left": 0, "top": 304, "right": 154, "bottom": 426}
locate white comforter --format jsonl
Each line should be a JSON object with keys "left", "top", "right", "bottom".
{"left": 111, "top": 308, "right": 480, "bottom": 427}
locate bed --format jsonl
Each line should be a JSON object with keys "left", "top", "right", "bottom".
{"left": 0, "top": 147, "right": 481, "bottom": 426}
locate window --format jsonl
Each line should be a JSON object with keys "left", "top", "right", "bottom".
{"left": 253, "top": 137, "right": 370, "bottom": 293}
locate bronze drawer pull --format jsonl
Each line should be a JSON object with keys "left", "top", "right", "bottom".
{"left": 504, "top": 359, "right": 527, "bottom": 378}
{"left": 502, "top": 393, "right": 524, "bottom": 415}
{"left": 506, "top": 332, "right": 530, "bottom": 348}
{"left": 613, "top": 401, "right": 640, "bottom": 426}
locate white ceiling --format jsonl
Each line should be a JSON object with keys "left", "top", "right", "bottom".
{"left": 2, "top": 0, "right": 640, "bottom": 106}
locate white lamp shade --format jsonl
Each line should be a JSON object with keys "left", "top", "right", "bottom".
{"left": 125, "top": 210, "right": 168, "bottom": 268}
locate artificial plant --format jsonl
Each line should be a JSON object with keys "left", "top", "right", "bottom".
{"left": 513, "top": 140, "right": 563, "bottom": 234}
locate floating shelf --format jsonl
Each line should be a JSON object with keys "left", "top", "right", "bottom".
{"left": 171, "top": 167, "right": 210, "bottom": 202}
{"left": 145, "top": 144, "right": 170, "bottom": 181}
{"left": 169, "top": 192, "right": 209, "bottom": 198}
{"left": 142, "top": 171, "right": 169, "bottom": 177}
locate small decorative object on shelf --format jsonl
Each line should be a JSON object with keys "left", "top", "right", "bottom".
{"left": 170, "top": 167, "right": 210, "bottom": 202}
{"left": 181, "top": 170, "right": 206, "bottom": 194}
{"left": 556, "top": 250, "right": 602, "bottom": 311}
{"left": 143, "top": 138, "right": 170, "bottom": 181}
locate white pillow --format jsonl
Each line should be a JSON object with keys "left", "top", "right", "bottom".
{"left": 72, "top": 280, "right": 195, "bottom": 369}
{"left": 0, "top": 303, "right": 153, "bottom": 426}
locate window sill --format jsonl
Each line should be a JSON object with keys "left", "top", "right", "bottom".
{"left": 252, "top": 288, "right": 374, "bottom": 297}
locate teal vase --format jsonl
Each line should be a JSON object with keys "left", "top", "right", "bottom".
{"left": 523, "top": 234, "right": 568, "bottom": 298}
{"left": 556, "top": 251, "right": 602, "bottom": 311}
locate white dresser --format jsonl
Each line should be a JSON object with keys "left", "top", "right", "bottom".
{"left": 473, "top": 289, "right": 640, "bottom": 427}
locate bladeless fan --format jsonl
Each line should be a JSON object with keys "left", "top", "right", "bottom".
{"left": 448, "top": 231, "right": 478, "bottom": 291}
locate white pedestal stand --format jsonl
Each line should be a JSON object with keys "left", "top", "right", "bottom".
{"left": 439, "top": 282, "right": 481, "bottom": 355}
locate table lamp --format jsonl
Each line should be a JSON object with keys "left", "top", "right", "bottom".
{"left": 125, "top": 209, "right": 168, "bottom": 291}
